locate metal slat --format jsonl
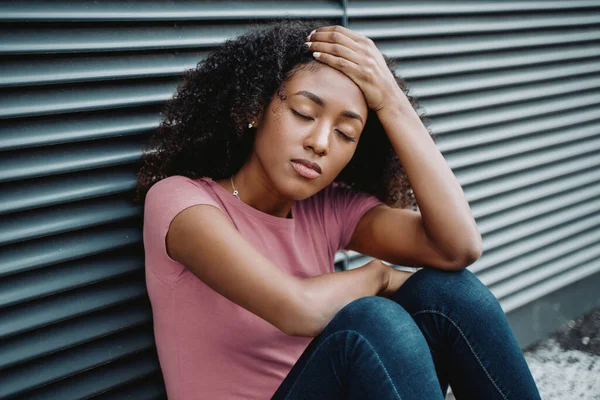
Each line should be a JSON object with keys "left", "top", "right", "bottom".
{"left": 0, "top": 167, "right": 138, "bottom": 215}
{"left": 0, "top": 301, "right": 151, "bottom": 370}
{"left": 415, "top": 74, "right": 600, "bottom": 114}
{"left": 464, "top": 154, "right": 600, "bottom": 204}
{"left": 0, "top": 274, "right": 146, "bottom": 340}
{"left": 429, "top": 90, "right": 600, "bottom": 135}
{"left": 456, "top": 135, "right": 600, "bottom": 187}
{"left": 0, "top": 196, "right": 141, "bottom": 246}
{"left": 90, "top": 373, "right": 166, "bottom": 400}
{"left": 409, "top": 59, "right": 600, "bottom": 98}
{"left": 24, "top": 353, "right": 162, "bottom": 400}
{"left": 0, "top": 250, "right": 142, "bottom": 309}
{"left": 352, "top": 13, "right": 600, "bottom": 39}
{"left": 0, "top": 137, "right": 145, "bottom": 183}
{"left": 0, "top": 325, "right": 154, "bottom": 399}
{"left": 0, "top": 17, "right": 336, "bottom": 55}
{"left": 477, "top": 185, "right": 600, "bottom": 236}
{"left": 376, "top": 29, "right": 600, "bottom": 59}
{"left": 348, "top": 1, "right": 600, "bottom": 17}
{"left": 0, "top": 51, "right": 206, "bottom": 88}
{"left": 0, "top": 110, "right": 161, "bottom": 151}
{"left": 471, "top": 212, "right": 600, "bottom": 274}
{"left": 396, "top": 43, "right": 600, "bottom": 79}
{"left": 0, "top": 25, "right": 252, "bottom": 55}
{"left": 25, "top": 351, "right": 166, "bottom": 400}
{"left": 483, "top": 197, "right": 600, "bottom": 250}
{"left": 0, "top": 81, "right": 177, "bottom": 119}
{"left": 447, "top": 122, "right": 600, "bottom": 172}
{"left": 500, "top": 259, "right": 600, "bottom": 313}
{"left": 472, "top": 169, "right": 600, "bottom": 220}
{"left": 437, "top": 105, "right": 600, "bottom": 153}
{"left": 490, "top": 242, "right": 600, "bottom": 298}
{"left": 0, "top": 225, "right": 141, "bottom": 278}
{"left": 479, "top": 227, "right": 600, "bottom": 289}
{"left": 0, "top": 0, "right": 342, "bottom": 21}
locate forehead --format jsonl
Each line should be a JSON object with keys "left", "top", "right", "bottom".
{"left": 286, "top": 64, "right": 367, "bottom": 115}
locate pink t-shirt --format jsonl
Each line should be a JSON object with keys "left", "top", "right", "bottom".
{"left": 143, "top": 175, "right": 384, "bottom": 399}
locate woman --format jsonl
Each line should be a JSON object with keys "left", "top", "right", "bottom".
{"left": 136, "top": 18, "right": 541, "bottom": 399}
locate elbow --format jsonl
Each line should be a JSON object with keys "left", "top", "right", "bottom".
{"left": 283, "top": 309, "right": 323, "bottom": 338}
{"left": 447, "top": 242, "right": 483, "bottom": 271}
{"left": 280, "top": 287, "right": 324, "bottom": 338}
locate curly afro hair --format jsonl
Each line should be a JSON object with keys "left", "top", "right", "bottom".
{"left": 134, "top": 18, "right": 435, "bottom": 210}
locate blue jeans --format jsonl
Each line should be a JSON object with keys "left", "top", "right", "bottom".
{"left": 271, "top": 267, "right": 542, "bottom": 399}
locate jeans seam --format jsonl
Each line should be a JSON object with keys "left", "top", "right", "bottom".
{"left": 283, "top": 329, "right": 402, "bottom": 400}
{"left": 411, "top": 309, "right": 508, "bottom": 400}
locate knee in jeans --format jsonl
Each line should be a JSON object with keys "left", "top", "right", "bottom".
{"left": 408, "top": 268, "right": 503, "bottom": 315}
{"left": 336, "top": 296, "right": 401, "bottom": 325}
{"left": 332, "top": 297, "right": 429, "bottom": 352}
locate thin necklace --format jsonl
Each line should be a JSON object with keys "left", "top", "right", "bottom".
{"left": 230, "top": 174, "right": 292, "bottom": 218}
{"left": 230, "top": 175, "right": 240, "bottom": 200}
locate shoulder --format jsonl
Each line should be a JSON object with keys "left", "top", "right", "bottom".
{"left": 144, "top": 175, "right": 221, "bottom": 217}
{"left": 146, "top": 175, "right": 212, "bottom": 202}
{"left": 147, "top": 175, "right": 204, "bottom": 195}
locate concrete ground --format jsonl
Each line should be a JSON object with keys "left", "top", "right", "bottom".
{"left": 445, "top": 306, "right": 600, "bottom": 399}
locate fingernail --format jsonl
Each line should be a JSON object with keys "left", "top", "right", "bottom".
{"left": 307, "top": 29, "right": 316, "bottom": 40}
{"left": 304, "top": 42, "right": 312, "bottom": 49}
{"left": 312, "top": 52, "right": 321, "bottom": 59}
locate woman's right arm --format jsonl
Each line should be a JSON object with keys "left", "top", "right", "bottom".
{"left": 166, "top": 204, "right": 390, "bottom": 338}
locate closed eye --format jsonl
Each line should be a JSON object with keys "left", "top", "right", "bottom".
{"left": 292, "top": 109, "right": 313, "bottom": 121}
{"left": 337, "top": 130, "right": 356, "bottom": 142}
{"left": 291, "top": 109, "right": 356, "bottom": 142}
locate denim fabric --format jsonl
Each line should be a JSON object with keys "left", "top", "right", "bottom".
{"left": 271, "top": 267, "right": 542, "bottom": 400}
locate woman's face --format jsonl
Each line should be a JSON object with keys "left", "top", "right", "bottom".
{"left": 251, "top": 63, "right": 368, "bottom": 200}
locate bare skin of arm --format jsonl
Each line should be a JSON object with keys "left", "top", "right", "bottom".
{"left": 166, "top": 204, "right": 401, "bottom": 338}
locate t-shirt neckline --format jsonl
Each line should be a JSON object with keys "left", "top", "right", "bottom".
{"left": 199, "top": 177, "right": 296, "bottom": 228}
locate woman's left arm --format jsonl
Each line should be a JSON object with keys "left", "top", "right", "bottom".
{"left": 307, "top": 25, "right": 483, "bottom": 267}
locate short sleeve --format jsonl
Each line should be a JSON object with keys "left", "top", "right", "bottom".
{"left": 143, "top": 175, "right": 224, "bottom": 281}
{"left": 323, "top": 182, "right": 385, "bottom": 252}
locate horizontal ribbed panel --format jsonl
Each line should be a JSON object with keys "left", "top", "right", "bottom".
{"left": 0, "top": 301, "right": 151, "bottom": 370}
{"left": 0, "top": 167, "right": 138, "bottom": 215}
{"left": 24, "top": 354, "right": 161, "bottom": 400}
{"left": 0, "top": 51, "right": 206, "bottom": 88}
{"left": 0, "top": 325, "right": 154, "bottom": 398}
{"left": 0, "top": 1, "right": 342, "bottom": 21}
{"left": 0, "top": 2, "right": 340, "bottom": 397}
{"left": 349, "top": 0, "right": 600, "bottom": 320}
{"left": 348, "top": 1, "right": 600, "bottom": 17}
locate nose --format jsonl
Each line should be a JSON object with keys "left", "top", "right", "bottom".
{"left": 304, "top": 122, "right": 330, "bottom": 156}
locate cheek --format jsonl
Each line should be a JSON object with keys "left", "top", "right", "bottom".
{"left": 336, "top": 150, "right": 356, "bottom": 171}
{"left": 253, "top": 129, "right": 287, "bottom": 165}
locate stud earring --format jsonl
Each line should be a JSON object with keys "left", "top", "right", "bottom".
{"left": 248, "top": 121, "right": 255, "bottom": 128}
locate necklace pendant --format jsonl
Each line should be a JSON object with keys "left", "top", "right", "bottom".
{"left": 233, "top": 190, "right": 239, "bottom": 197}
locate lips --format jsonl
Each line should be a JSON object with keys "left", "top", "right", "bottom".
{"left": 290, "top": 159, "right": 322, "bottom": 180}
{"left": 290, "top": 159, "right": 322, "bottom": 174}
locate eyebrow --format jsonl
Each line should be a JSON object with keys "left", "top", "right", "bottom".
{"left": 291, "top": 90, "right": 364, "bottom": 125}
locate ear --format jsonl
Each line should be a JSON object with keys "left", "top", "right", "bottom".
{"left": 248, "top": 107, "right": 265, "bottom": 129}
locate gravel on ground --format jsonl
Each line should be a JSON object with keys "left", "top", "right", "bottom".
{"left": 445, "top": 306, "right": 600, "bottom": 400}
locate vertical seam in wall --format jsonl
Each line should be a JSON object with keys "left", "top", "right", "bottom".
{"left": 341, "top": 0, "right": 348, "bottom": 27}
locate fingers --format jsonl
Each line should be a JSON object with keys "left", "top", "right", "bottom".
{"left": 310, "top": 50, "right": 361, "bottom": 81}
{"left": 306, "top": 40, "right": 362, "bottom": 65}
{"left": 308, "top": 25, "right": 372, "bottom": 47}
{"left": 307, "top": 25, "right": 369, "bottom": 78}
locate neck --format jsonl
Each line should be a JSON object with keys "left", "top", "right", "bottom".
{"left": 225, "top": 165, "right": 294, "bottom": 219}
